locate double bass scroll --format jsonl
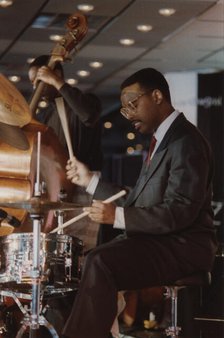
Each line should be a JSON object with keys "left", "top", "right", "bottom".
{"left": 29, "top": 12, "right": 88, "bottom": 116}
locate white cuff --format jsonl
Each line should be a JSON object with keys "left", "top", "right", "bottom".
{"left": 86, "top": 172, "right": 101, "bottom": 195}
{"left": 114, "top": 207, "right": 125, "bottom": 229}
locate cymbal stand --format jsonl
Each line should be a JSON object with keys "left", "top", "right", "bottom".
{"left": 15, "top": 132, "right": 59, "bottom": 338}
{"left": 54, "top": 189, "right": 67, "bottom": 235}
{"left": 55, "top": 209, "right": 64, "bottom": 234}
{"left": 54, "top": 189, "right": 73, "bottom": 283}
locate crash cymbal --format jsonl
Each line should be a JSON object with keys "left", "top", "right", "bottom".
{"left": 0, "top": 122, "right": 29, "bottom": 150}
{"left": 0, "top": 197, "right": 83, "bottom": 214}
{"left": 0, "top": 74, "right": 31, "bottom": 127}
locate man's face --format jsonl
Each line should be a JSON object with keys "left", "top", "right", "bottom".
{"left": 120, "top": 83, "right": 162, "bottom": 134}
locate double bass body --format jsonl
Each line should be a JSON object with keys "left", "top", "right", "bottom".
{"left": 0, "top": 119, "right": 74, "bottom": 233}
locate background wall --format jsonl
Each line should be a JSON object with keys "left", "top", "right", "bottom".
{"left": 165, "top": 71, "right": 198, "bottom": 126}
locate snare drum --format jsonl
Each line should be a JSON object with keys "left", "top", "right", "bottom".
{"left": 44, "top": 233, "right": 83, "bottom": 286}
{"left": 0, "top": 232, "right": 83, "bottom": 289}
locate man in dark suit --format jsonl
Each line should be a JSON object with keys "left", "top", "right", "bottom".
{"left": 63, "top": 68, "right": 217, "bottom": 338}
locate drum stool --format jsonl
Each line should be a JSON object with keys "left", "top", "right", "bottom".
{"left": 164, "top": 271, "right": 211, "bottom": 338}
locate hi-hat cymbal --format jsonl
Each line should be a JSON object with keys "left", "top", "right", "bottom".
{"left": 0, "top": 74, "right": 31, "bottom": 127}
{"left": 0, "top": 197, "right": 83, "bottom": 214}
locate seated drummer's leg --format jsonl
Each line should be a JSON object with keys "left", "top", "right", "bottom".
{"left": 62, "top": 236, "right": 190, "bottom": 338}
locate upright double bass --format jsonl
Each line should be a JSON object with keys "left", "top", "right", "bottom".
{"left": 0, "top": 12, "right": 88, "bottom": 234}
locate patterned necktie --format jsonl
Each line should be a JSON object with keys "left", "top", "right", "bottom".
{"left": 146, "top": 135, "right": 157, "bottom": 165}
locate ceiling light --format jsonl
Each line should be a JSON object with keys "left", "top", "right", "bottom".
{"left": 159, "top": 8, "right": 176, "bottom": 17}
{"left": 89, "top": 61, "right": 103, "bottom": 69}
{"left": 104, "top": 122, "right": 112, "bottom": 129}
{"left": 119, "top": 38, "right": 135, "bottom": 46}
{"left": 0, "top": 0, "right": 13, "bottom": 8}
{"left": 137, "top": 24, "right": 153, "bottom": 32}
{"left": 127, "top": 132, "right": 135, "bottom": 140}
{"left": 8, "top": 75, "right": 20, "bottom": 83}
{"left": 77, "top": 4, "right": 94, "bottom": 12}
{"left": 38, "top": 100, "right": 48, "bottom": 108}
{"left": 66, "top": 78, "right": 78, "bottom": 85}
{"left": 77, "top": 70, "right": 90, "bottom": 77}
{"left": 49, "top": 34, "right": 63, "bottom": 42}
{"left": 136, "top": 144, "right": 143, "bottom": 151}
{"left": 127, "top": 147, "right": 135, "bottom": 154}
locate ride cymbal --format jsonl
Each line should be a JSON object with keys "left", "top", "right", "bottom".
{"left": 0, "top": 197, "right": 83, "bottom": 214}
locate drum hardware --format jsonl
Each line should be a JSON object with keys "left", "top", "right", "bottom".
{"left": 53, "top": 189, "right": 67, "bottom": 235}
{"left": 0, "top": 289, "right": 59, "bottom": 337}
{"left": 27, "top": 130, "right": 54, "bottom": 338}
{"left": 6, "top": 131, "right": 60, "bottom": 338}
{"left": 0, "top": 131, "right": 84, "bottom": 337}
{"left": 53, "top": 193, "right": 70, "bottom": 288}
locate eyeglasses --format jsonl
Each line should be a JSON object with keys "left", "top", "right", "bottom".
{"left": 120, "top": 92, "right": 148, "bottom": 118}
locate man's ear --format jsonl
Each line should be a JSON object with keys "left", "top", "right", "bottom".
{"left": 152, "top": 89, "right": 163, "bottom": 104}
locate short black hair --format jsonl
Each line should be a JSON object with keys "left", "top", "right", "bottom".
{"left": 29, "top": 55, "right": 64, "bottom": 76}
{"left": 120, "top": 68, "right": 171, "bottom": 103}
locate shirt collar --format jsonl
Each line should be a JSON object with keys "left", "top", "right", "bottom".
{"left": 154, "top": 110, "right": 180, "bottom": 145}
{"left": 149, "top": 110, "right": 180, "bottom": 157}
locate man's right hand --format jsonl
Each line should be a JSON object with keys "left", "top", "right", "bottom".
{"left": 66, "top": 156, "right": 93, "bottom": 188}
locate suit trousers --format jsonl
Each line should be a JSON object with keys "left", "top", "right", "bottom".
{"left": 62, "top": 234, "right": 203, "bottom": 338}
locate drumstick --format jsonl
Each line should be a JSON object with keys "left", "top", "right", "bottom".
{"left": 50, "top": 189, "right": 127, "bottom": 234}
{"left": 55, "top": 97, "right": 74, "bottom": 160}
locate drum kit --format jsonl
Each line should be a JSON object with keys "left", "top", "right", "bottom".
{"left": 0, "top": 76, "right": 85, "bottom": 337}
{"left": 0, "top": 137, "right": 85, "bottom": 337}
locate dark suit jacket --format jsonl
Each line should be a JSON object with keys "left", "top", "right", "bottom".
{"left": 94, "top": 113, "right": 217, "bottom": 271}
